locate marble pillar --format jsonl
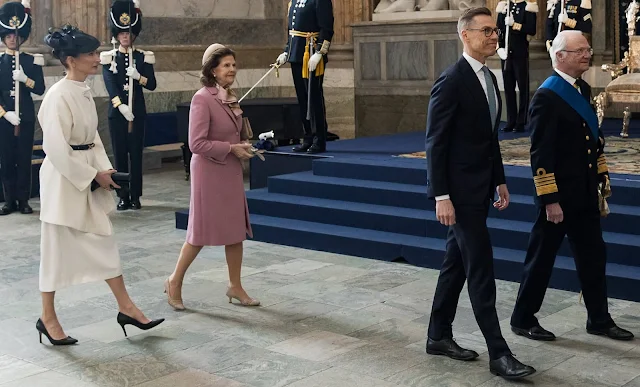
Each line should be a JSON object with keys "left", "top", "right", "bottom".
{"left": 53, "top": 0, "right": 111, "bottom": 44}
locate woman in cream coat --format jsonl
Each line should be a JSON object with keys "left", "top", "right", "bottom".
{"left": 37, "top": 25, "right": 163, "bottom": 345}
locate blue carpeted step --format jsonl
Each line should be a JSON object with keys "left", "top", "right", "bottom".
{"left": 267, "top": 172, "right": 640, "bottom": 235}
{"left": 246, "top": 189, "right": 640, "bottom": 267}
{"left": 311, "top": 159, "right": 640, "bottom": 206}
{"left": 247, "top": 214, "right": 640, "bottom": 302}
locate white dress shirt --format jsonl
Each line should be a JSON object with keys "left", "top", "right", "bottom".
{"left": 555, "top": 68, "right": 581, "bottom": 94}
{"left": 435, "top": 53, "right": 500, "bottom": 202}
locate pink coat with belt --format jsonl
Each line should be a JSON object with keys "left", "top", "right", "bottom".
{"left": 186, "top": 86, "right": 252, "bottom": 246}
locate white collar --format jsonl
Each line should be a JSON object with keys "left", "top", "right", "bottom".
{"left": 554, "top": 69, "right": 577, "bottom": 85}
{"left": 463, "top": 51, "right": 486, "bottom": 73}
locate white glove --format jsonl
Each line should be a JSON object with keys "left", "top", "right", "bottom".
{"left": 126, "top": 67, "right": 141, "bottom": 80}
{"left": 308, "top": 52, "right": 322, "bottom": 72}
{"left": 12, "top": 67, "right": 28, "bottom": 83}
{"left": 22, "top": 0, "right": 30, "bottom": 8}
{"left": 4, "top": 111, "right": 20, "bottom": 126}
{"left": 118, "top": 104, "right": 135, "bottom": 122}
{"left": 558, "top": 11, "right": 569, "bottom": 23}
{"left": 275, "top": 52, "right": 288, "bottom": 66}
{"left": 504, "top": 16, "right": 514, "bottom": 26}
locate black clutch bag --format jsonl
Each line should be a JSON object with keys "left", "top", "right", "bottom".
{"left": 91, "top": 172, "right": 131, "bottom": 192}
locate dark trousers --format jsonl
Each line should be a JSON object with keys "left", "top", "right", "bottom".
{"left": 501, "top": 56, "right": 529, "bottom": 129}
{"left": 428, "top": 204, "right": 511, "bottom": 360}
{"left": 108, "top": 114, "right": 145, "bottom": 200}
{"left": 0, "top": 120, "right": 34, "bottom": 202}
{"left": 511, "top": 207, "right": 613, "bottom": 329}
{"left": 291, "top": 62, "right": 328, "bottom": 147}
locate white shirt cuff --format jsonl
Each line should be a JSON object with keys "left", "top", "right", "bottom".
{"left": 435, "top": 195, "right": 450, "bottom": 201}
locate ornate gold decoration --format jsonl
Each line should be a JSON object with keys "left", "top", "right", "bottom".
{"left": 533, "top": 168, "right": 558, "bottom": 196}
{"left": 119, "top": 13, "right": 131, "bottom": 26}
{"left": 9, "top": 16, "right": 20, "bottom": 28}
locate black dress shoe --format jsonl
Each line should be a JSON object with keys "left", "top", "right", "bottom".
{"left": 587, "top": 324, "right": 634, "bottom": 341}
{"left": 18, "top": 200, "right": 33, "bottom": 214}
{"left": 130, "top": 198, "right": 141, "bottom": 210}
{"left": 307, "top": 144, "right": 326, "bottom": 154}
{"left": 426, "top": 337, "right": 479, "bottom": 361}
{"left": 489, "top": 354, "right": 536, "bottom": 380}
{"left": 292, "top": 143, "right": 312, "bottom": 152}
{"left": 511, "top": 324, "right": 556, "bottom": 341}
{"left": 501, "top": 125, "right": 515, "bottom": 132}
{"left": 513, "top": 125, "right": 525, "bottom": 133}
{"left": 117, "top": 198, "right": 131, "bottom": 211}
{"left": 0, "top": 202, "right": 16, "bottom": 216}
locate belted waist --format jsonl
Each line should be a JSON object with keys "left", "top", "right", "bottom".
{"left": 70, "top": 143, "right": 95, "bottom": 150}
{"left": 288, "top": 30, "right": 324, "bottom": 79}
{"left": 289, "top": 30, "right": 319, "bottom": 38}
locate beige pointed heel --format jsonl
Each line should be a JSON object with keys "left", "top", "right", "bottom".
{"left": 164, "top": 278, "right": 186, "bottom": 311}
{"left": 226, "top": 287, "right": 260, "bottom": 306}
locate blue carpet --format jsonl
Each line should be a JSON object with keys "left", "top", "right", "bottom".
{"left": 176, "top": 131, "right": 640, "bottom": 302}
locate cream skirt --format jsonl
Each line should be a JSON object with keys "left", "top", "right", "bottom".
{"left": 39, "top": 221, "right": 123, "bottom": 292}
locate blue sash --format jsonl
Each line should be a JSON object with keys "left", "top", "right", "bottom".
{"left": 538, "top": 76, "right": 599, "bottom": 138}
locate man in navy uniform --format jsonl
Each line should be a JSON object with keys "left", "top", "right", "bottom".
{"left": 496, "top": 1, "right": 537, "bottom": 132}
{"left": 0, "top": 0, "right": 45, "bottom": 215}
{"left": 102, "top": 0, "right": 156, "bottom": 210}
{"left": 545, "top": 0, "right": 592, "bottom": 51}
{"left": 275, "top": 0, "right": 334, "bottom": 154}
{"left": 510, "top": 31, "right": 634, "bottom": 342}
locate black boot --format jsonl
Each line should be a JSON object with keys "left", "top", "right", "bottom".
{"left": 0, "top": 201, "right": 17, "bottom": 216}
{"left": 117, "top": 198, "right": 131, "bottom": 211}
{"left": 292, "top": 143, "right": 312, "bottom": 153}
{"left": 18, "top": 200, "right": 33, "bottom": 214}
{"left": 130, "top": 198, "right": 141, "bottom": 210}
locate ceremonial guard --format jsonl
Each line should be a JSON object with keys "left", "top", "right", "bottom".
{"left": 275, "top": 0, "right": 334, "bottom": 154}
{"left": 0, "top": 0, "right": 44, "bottom": 215}
{"left": 497, "top": 1, "right": 537, "bottom": 132}
{"left": 102, "top": 0, "right": 156, "bottom": 210}
{"left": 545, "top": 0, "right": 592, "bottom": 51}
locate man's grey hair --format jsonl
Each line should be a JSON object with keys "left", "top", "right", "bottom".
{"left": 457, "top": 7, "right": 493, "bottom": 38}
{"left": 550, "top": 30, "right": 583, "bottom": 68}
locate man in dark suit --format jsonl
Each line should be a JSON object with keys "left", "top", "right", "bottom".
{"left": 425, "top": 7, "right": 536, "bottom": 380}
{"left": 274, "top": 0, "right": 334, "bottom": 154}
{"left": 0, "top": 1, "right": 45, "bottom": 215}
{"left": 510, "top": 30, "right": 634, "bottom": 342}
{"left": 102, "top": 0, "right": 156, "bottom": 210}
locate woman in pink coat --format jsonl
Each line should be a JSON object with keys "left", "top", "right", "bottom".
{"left": 165, "top": 44, "right": 258, "bottom": 309}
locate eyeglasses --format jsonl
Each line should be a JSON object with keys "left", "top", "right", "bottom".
{"left": 466, "top": 27, "right": 502, "bottom": 37}
{"left": 562, "top": 48, "right": 594, "bottom": 56}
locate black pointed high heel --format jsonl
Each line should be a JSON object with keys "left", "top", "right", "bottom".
{"left": 116, "top": 312, "right": 165, "bottom": 337}
{"left": 36, "top": 319, "right": 78, "bottom": 346}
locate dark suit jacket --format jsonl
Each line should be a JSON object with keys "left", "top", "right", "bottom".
{"left": 527, "top": 71, "right": 606, "bottom": 213}
{"left": 425, "top": 56, "right": 506, "bottom": 207}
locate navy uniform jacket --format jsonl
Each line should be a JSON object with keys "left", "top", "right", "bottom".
{"left": 0, "top": 51, "right": 45, "bottom": 122}
{"left": 497, "top": 1, "right": 537, "bottom": 58}
{"left": 546, "top": 0, "right": 592, "bottom": 48}
{"left": 284, "top": 0, "right": 334, "bottom": 63}
{"left": 101, "top": 48, "right": 156, "bottom": 119}
{"left": 527, "top": 72, "right": 607, "bottom": 212}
